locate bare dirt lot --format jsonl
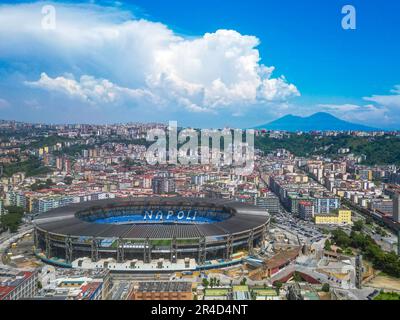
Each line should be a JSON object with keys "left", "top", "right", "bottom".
{"left": 5, "top": 235, "right": 42, "bottom": 269}
{"left": 366, "top": 274, "right": 400, "bottom": 292}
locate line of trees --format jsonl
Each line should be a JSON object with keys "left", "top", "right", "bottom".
{"left": 30, "top": 178, "right": 54, "bottom": 191}
{"left": 255, "top": 134, "right": 400, "bottom": 165}
{"left": 0, "top": 206, "right": 25, "bottom": 233}
{"left": 3, "top": 156, "right": 52, "bottom": 177}
{"left": 331, "top": 228, "right": 400, "bottom": 278}
{"left": 201, "top": 277, "right": 221, "bottom": 288}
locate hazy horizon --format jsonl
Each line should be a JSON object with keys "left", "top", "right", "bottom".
{"left": 0, "top": 0, "right": 399, "bottom": 129}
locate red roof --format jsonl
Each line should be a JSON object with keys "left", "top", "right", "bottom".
{"left": 299, "top": 200, "right": 313, "bottom": 206}
{"left": 265, "top": 248, "right": 301, "bottom": 270}
{"left": 0, "top": 286, "right": 13, "bottom": 300}
{"left": 79, "top": 282, "right": 101, "bottom": 300}
{"left": 0, "top": 271, "right": 34, "bottom": 299}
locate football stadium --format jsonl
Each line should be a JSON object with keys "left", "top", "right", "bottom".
{"left": 33, "top": 197, "right": 269, "bottom": 270}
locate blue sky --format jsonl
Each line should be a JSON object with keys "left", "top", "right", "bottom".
{"left": 0, "top": 0, "right": 399, "bottom": 128}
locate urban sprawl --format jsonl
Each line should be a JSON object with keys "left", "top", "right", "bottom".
{"left": 1, "top": 120, "right": 400, "bottom": 301}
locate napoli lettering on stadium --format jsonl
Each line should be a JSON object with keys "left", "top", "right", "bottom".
{"left": 143, "top": 210, "right": 198, "bottom": 221}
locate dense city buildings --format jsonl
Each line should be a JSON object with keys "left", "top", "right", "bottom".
{"left": 393, "top": 192, "right": 400, "bottom": 223}
{"left": 314, "top": 210, "right": 352, "bottom": 225}
{"left": 0, "top": 0, "right": 400, "bottom": 308}
{"left": 298, "top": 201, "right": 315, "bottom": 221}
{"left": 29, "top": 268, "right": 111, "bottom": 300}
{"left": 256, "top": 192, "right": 280, "bottom": 214}
{"left": 0, "top": 270, "right": 38, "bottom": 300}
{"left": 1, "top": 120, "right": 400, "bottom": 302}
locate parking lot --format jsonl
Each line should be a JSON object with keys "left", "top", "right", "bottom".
{"left": 110, "top": 281, "right": 132, "bottom": 300}
{"left": 272, "top": 207, "right": 325, "bottom": 244}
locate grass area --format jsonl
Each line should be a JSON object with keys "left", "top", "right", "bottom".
{"left": 232, "top": 285, "right": 249, "bottom": 291}
{"left": 150, "top": 239, "right": 172, "bottom": 246}
{"left": 252, "top": 288, "right": 278, "bottom": 296}
{"left": 378, "top": 271, "right": 392, "bottom": 277}
{"left": 366, "top": 273, "right": 400, "bottom": 291}
{"left": 204, "top": 288, "right": 229, "bottom": 296}
{"left": 2, "top": 156, "right": 52, "bottom": 177}
{"left": 23, "top": 135, "right": 73, "bottom": 150}
{"left": 374, "top": 292, "right": 400, "bottom": 300}
{"left": 176, "top": 239, "right": 199, "bottom": 245}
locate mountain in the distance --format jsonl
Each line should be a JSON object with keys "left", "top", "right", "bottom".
{"left": 254, "top": 112, "right": 380, "bottom": 132}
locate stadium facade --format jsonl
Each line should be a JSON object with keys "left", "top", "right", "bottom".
{"left": 33, "top": 197, "right": 270, "bottom": 265}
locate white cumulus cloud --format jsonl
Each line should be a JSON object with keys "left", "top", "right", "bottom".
{"left": 363, "top": 86, "right": 400, "bottom": 109}
{"left": 146, "top": 29, "right": 299, "bottom": 112}
{"left": 25, "top": 72, "right": 155, "bottom": 105}
{"left": 318, "top": 103, "right": 389, "bottom": 123}
{"left": 0, "top": 1, "right": 299, "bottom": 115}
{"left": 317, "top": 85, "right": 400, "bottom": 128}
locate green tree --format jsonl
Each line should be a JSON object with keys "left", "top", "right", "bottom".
{"left": 352, "top": 220, "right": 364, "bottom": 232}
{"left": 255, "top": 134, "right": 400, "bottom": 166}
{"left": 293, "top": 272, "right": 303, "bottom": 282}
{"left": 365, "top": 217, "right": 373, "bottom": 225}
{"left": 321, "top": 283, "right": 330, "bottom": 292}
{"left": 331, "top": 229, "right": 351, "bottom": 248}
{"left": 375, "top": 227, "right": 387, "bottom": 237}
{"left": 274, "top": 281, "right": 283, "bottom": 293}
{"left": 324, "top": 239, "right": 332, "bottom": 251}
{"left": 3, "top": 156, "right": 52, "bottom": 177}
{"left": 210, "top": 277, "right": 215, "bottom": 288}
{"left": 64, "top": 176, "right": 74, "bottom": 185}
{"left": 1, "top": 206, "right": 24, "bottom": 233}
